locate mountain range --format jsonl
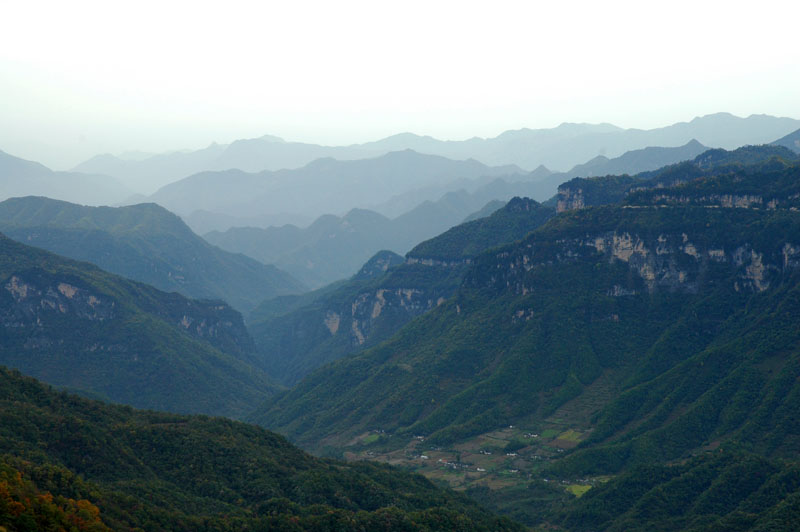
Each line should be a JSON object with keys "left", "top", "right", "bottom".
{"left": 200, "top": 141, "right": 712, "bottom": 287}
{"left": 0, "top": 196, "right": 305, "bottom": 313}
{"left": 204, "top": 185, "right": 552, "bottom": 288}
{"left": 145, "top": 149, "right": 524, "bottom": 224}
{"left": 74, "top": 113, "right": 800, "bottom": 194}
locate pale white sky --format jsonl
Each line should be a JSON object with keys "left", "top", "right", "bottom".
{"left": 1, "top": 0, "right": 799, "bottom": 169}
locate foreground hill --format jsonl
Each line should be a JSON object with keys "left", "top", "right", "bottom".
{"left": 0, "top": 367, "right": 522, "bottom": 531}
{"left": 0, "top": 233, "right": 276, "bottom": 417}
{"left": 0, "top": 149, "right": 130, "bottom": 206}
{"left": 248, "top": 197, "right": 555, "bottom": 386}
{"left": 0, "top": 196, "right": 305, "bottom": 313}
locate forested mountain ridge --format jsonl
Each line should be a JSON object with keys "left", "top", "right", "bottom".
{"left": 248, "top": 152, "right": 800, "bottom": 528}
{"left": 0, "top": 367, "right": 523, "bottom": 531}
{"left": 253, "top": 204, "right": 800, "bottom": 447}
{"left": 556, "top": 144, "right": 799, "bottom": 212}
{"left": 247, "top": 198, "right": 555, "bottom": 385}
{"left": 0, "top": 196, "right": 305, "bottom": 313}
{"left": 0, "top": 233, "right": 277, "bottom": 417}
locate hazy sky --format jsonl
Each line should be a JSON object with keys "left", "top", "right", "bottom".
{"left": 2, "top": 0, "right": 799, "bottom": 169}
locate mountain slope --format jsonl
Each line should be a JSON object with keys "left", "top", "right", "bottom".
{"left": 0, "top": 149, "right": 131, "bottom": 206}
{"left": 247, "top": 198, "right": 555, "bottom": 386}
{"left": 0, "top": 233, "right": 276, "bottom": 417}
{"left": 0, "top": 196, "right": 305, "bottom": 313}
{"left": 253, "top": 206, "right": 800, "bottom": 448}
{"left": 0, "top": 367, "right": 522, "bottom": 531}
{"left": 547, "top": 451, "right": 800, "bottom": 531}
{"left": 771, "top": 127, "right": 800, "bottom": 153}
{"left": 563, "top": 139, "right": 707, "bottom": 178}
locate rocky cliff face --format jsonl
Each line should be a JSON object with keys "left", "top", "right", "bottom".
{"left": 1, "top": 267, "right": 255, "bottom": 361}
{"left": 333, "top": 283, "right": 448, "bottom": 347}
{"left": 632, "top": 191, "right": 800, "bottom": 211}
{"left": 468, "top": 211, "right": 800, "bottom": 302}
{"left": 555, "top": 146, "right": 800, "bottom": 214}
{"left": 556, "top": 186, "right": 586, "bottom": 213}
{"left": 252, "top": 259, "right": 465, "bottom": 385}
{"left": 3, "top": 272, "right": 116, "bottom": 324}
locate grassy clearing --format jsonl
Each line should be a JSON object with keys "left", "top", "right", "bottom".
{"left": 556, "top": 429, "right": 583, "bottom": 442}
{"left": 566, "top": 484, "right": 592, "bottom": 497}
{"left": 362, "top": 433, "right": 380, "bottom": 444}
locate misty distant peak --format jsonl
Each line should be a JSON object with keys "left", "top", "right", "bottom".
{"left": 690, "top": 111, "right": 737, "bottom": 122}
{"left": 258, "top": 134, "right": 286, "bottom": 143}
{"left": 554, "top": 121, "right": 623, "bottom": 133}
{"left": 380, "top": 132, "right": 431, "bottom": 142}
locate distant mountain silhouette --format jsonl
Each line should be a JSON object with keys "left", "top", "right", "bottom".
{"left": 204, "top": 179, "right": 561, "bottom": 288}
{"left": 0, "top": 149, "right": 130, "bottom": 205}
{"left": 73, "top": 113, "right": 800, "bottom": 195}
{"left": 564, "top": 139, "right": 707, "bottom": 178}
{"left": 147, "top": 150, "right": 524, "bottom": 221}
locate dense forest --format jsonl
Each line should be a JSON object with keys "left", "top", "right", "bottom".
{"left": 0, "top": 367, "right": 522, "bottom": 531}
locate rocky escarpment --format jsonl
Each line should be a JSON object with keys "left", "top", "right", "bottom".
{"left": 556, "top": 175, "right": 640, "bottom": 213}
{"left": 556, "top": 186, "right": 586, "bottom": 213}
{"left": 337, "top": 283, "right": 448, "bottom": 347}
{"left": 0, "top": 232, "right": 273, "bottom": 417}
{"left": 629, "top": 189, "right": 800, "bottom": 211}
{"left": 468, "top": 209, "right": 800, "bottom": 301}
{"left": 145, "top": 295, "right": 255, "bottom": 359}
{"left": 405, "top": 257, "right": 472, "bottom": 267}
{"left": 3, "top": 271, "right": 116, "bottom": 324}
{"left": 1, "top": 268, "right": 254, "bottom": 359}
{"left": 251, "top": 259, "right": 465, "bottom": 385}
{"left": 556, "top": 145, "right": 800, "bottom": 213}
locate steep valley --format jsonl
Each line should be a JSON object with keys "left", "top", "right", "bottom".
{"left": 250, "top": 147, "right": 800, "bottom": 529}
